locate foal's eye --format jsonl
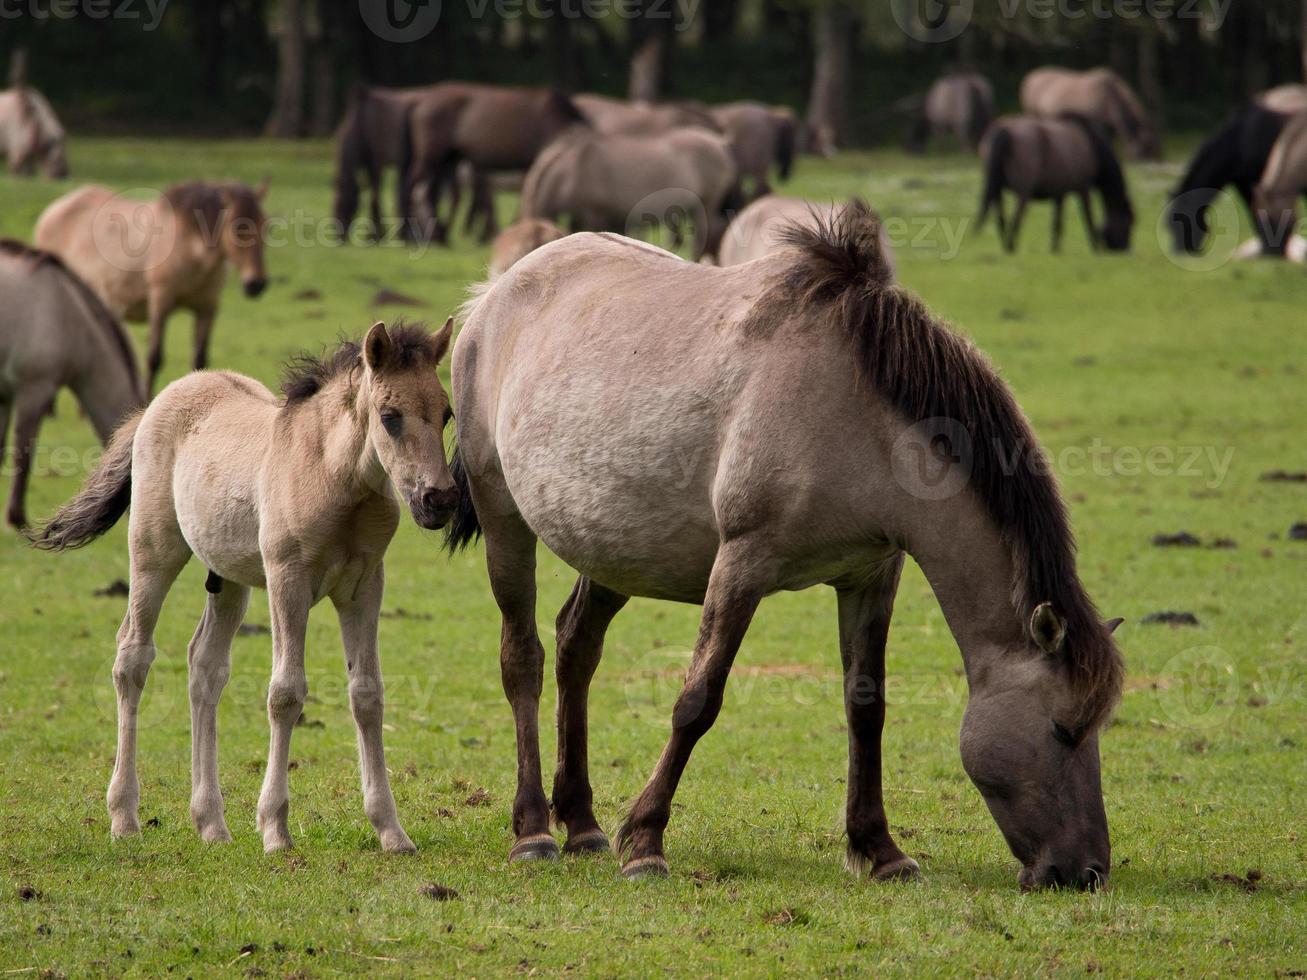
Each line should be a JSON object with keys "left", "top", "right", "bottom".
{"left": 380, "top": 411, "right": 403, "bottom": 437}
{"left": 1051, "top": 721, "right": 1078, "bottom": 749}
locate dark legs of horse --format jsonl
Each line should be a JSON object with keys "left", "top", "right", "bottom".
{"left": 5, "top": 383, "right": 55, "bottom": 529}
{"left": 552, "top": 576, "right": 628, "bottom": 854}
{"left": 616, "top": 538, "right": 771, "bottom": 878}
{"left": 837, "top": 557, "right": 919, "bottom": 881}
{"left": 1051, "top": 196, "right": 1065, "bottom": 253}
{"left": 1003, "top": 195, "right": 1028, "bottom": 254}
{"left": 192, "top": 311, "right": 216, "bottom": 373}
{"left": 366, "top": 164, "right": 385, "bottom": 242}
{"left": 1076, "top": 190, "right": 1100, "bottom": 251}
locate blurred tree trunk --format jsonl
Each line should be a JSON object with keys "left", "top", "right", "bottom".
{"left": 265, "top": 0, "right": 306, "bottom": 137}
{"left": 805, "top": 0, "right": 852, "bottom": 151}
{"left": 1137, "top": 23, "right": 1164, "bottom": 131}
{"left": 308, "top": 0, "right": 337, "bottom": 136}
{"left": 629, "top": 0, "right": 673, "bottom": 100}
{"left": 7, "top": 46, "right": 26, "bottom": 87}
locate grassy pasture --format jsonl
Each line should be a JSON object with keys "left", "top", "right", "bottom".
{"left": 1, "top": 138, "right": 1305, "bottom": 977}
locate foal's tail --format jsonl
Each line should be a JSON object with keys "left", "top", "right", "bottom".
{"left": 975, "top": 124, "right": 1011, "bottom": 231}
{"left": 28, "top": 410, "right": 142, "bottom": 551}
{"left": 442, "top": 445, "right": 482, "bottom": 553}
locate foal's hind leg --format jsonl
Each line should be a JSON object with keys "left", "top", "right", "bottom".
{"left": 187, "top": 579, "right": 250, "bottom": 843}
{"left": 552, "top": 576, "right": 628, "bottom": 854}
{"left": 108, "top": 525, "right": 191, "bottom": 837}
{"left": 836, "top": 558, "right": 919, "bottom": 882}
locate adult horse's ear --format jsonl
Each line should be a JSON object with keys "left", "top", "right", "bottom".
{"left": 256, "top": 177, "right": 271, "bottom": 202}
{"left": 429, "top": 316, "right": 454, "bottom": 363}
{"left": 1104, "top": 617, "right": 1124, "bottom": 635}
{"left": 1030, "top": 602, "right": 1067, "bottom": 654}
{"left": 363, "top": 321, "right": 391, "bottom": 371}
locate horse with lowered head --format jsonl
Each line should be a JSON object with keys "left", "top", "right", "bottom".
{"left": 446, "top": 203, "right": 1124, "bottom": 890}
{"left": 0, "top": 86, "right": 68, "bottom": 177}
{"left": 31, "top": 319, "right": 458, "bottom": 854}
{"left": 1020, "top": 67, "right": 1159, "bottom": 160}
{"left": 908, "top": 71, "right": 994, "bottom": 154}
{"left": 978, "top": 114, "right": 1134, "bottom": 254}
{"left": 36, "top": 181, "right": 270, "bottom": 394}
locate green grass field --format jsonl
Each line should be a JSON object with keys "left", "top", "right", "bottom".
{"left": 1, "top": 138, "right": 1305, "bottom": 977}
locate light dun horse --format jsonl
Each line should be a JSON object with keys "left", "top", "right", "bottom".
{"left": 0, "top": 241, "right": 143, "bottom": 529}
{"left": 32, "top": 320, "right": 458, "bottom": 854}
{"left": 1254, "top": 110, "right": 1307, "bottom": 257}
{"left": 446, "top": 205, "right": 1125, "bottom": 889}
{"left": 909, "top": 72, "right": 994, "bottom": 154}
{"left": 1020, "top": 67, "right": 1159, "bottom": 160}
{"left": 706, "top": 101, "right": 797, "bottom": 199}
{"left": 36, "top": 181, "right": 270, "bottom": 394}
{"left": 0, "top": 86, "right": 68, "bottom": 177}
{"left": 979, "top": 115, "right": 1134, "bottom": 253}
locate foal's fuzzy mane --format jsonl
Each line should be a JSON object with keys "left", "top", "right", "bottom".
{"left": 280, "top": 320, "right": 440, "bottom": 405}
{"left": 776, "top": 204, "right": 1124, "bottom": 730}
{"left": 0, "top": 239, "right": 142, "bottom": 398}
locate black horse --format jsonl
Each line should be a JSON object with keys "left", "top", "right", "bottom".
{"left": 1165, "top": 102, "right": 1296, "bottom": 255}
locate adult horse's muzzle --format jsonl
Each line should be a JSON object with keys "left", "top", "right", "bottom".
{"left": 410, "top": 485, "right": 459, "bottom": 530}
{"left": 244, "top": 278, "right": 269, "bottom": 299}
{"left": 1019, "top": 859, "right": 1109, "bottom": 892}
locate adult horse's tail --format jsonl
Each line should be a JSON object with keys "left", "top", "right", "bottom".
{"left": 975, "top": 124, "right": 1012, "bottom": 230}
{"left": 443, "top": 445, "right": 481, "bottom": 552}
{"left": 28, "top": 410, "right": 142, "bottom": 551}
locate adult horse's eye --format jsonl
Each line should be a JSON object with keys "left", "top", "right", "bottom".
{"left": 1051, "top": 721, "right": 1078, "bottom": 749}
{"left": 380, "top": 411, "right": 403, "bottom": 438}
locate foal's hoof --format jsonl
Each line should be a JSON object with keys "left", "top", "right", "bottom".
{"left": 563, "top": 830, "right": 611, "bottom": 855}
{"left": 509, "top": 833, "right": 560, "bottom": 863}
{"left": 621, "top": 855, "right": 669, "bottom": 881}
{"left": 873, "top": 856, "right": 922, "bottom": 883}
{"left": 380, "top": 829, "right": 417, "bottom": 855}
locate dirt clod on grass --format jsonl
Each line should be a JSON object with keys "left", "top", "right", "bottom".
{"left": 463, "top": 787, "right": 492, "bottom": 807}
{"left": 1260, "top": 470, "right": 1307, "bottom": 483}
{"left": 1141, "top": 611, "right": 1200, "bottom": 626}
{"left": 372, "top": 288, "right": 427, "bottom": 307}
{"left": 1212, "top": 869, "right": 1263, "bottom": 892}
{"left": 17, "top": 884, "right": 41, "bottom": 901}
{"left": 1152, "top": 531, "right": 1202, "bottom": 547}
{"left": 93, "top": 579, "right": 129, "bottom": 598}
{"left": 1288, "top": 523, "right": 1307, "bottom": 541}
{"left": 419, "top": 882, "right": 459, "bottom": 901}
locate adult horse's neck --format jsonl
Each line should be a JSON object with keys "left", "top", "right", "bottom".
{"left": 66, "top": 292, "right": 142, "bottom": 440}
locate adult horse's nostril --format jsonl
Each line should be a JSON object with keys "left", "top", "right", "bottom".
{"left": 1080, "top": 864, "right": 1108, "bottom": 891}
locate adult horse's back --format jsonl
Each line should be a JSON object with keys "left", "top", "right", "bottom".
{"left": 448, "top": 208, "right": 1124, "bottom": 889}
{"left": 1020, "top": 66, "right": 1159, "bottom": 160}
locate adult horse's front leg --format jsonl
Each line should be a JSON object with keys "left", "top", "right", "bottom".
{"left": 616, "top": 538, "right": 772, "bottom": 879}
{"left": 334, "top": 566, "right": 415, "bottom": 854}
{"left": 1077, "top": 190, "right": 1100, "bottom": 251}
{"left": 836, "top": 557, "right": 920, "bottom": 882}
{"left": 4, "top": 382, "right": 54, "bottom": 529}
{"left": 192, "top": 309, "right": 217, "bottom": 373}
{"left": 145, "top": 294, "right": 174, "bottom": 395}
{"left": 552, "top": 576, "right": 628, "bottom": 854}
{"left": 257, "top": 570, "right": 311, "bottom": 852}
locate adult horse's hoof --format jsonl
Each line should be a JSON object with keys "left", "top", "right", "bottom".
{"left": 563, "top": 830, "right": 611, "bottom": 855}
{"left": 109, "top": 817, "right": 140, "bottom": 839}
{"left": 873, "top": 856, "right": 922, "bottom": 882}
{"left": 509, "top": 833, "right": 560, "bottom": 863}
{"left": 621, "top": 855, "right": 669, "bottom": 880}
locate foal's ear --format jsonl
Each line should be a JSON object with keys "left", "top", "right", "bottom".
{"left": 1030, "top": 602, "right": 1067, "bottom": 655}
{"left": 363, "top": 321, "right": 391, "bottom": 371}
{"left": 1104, "top": 617, "right": 1124, "bottom": 635}
{"left": 428, "top": 316, "right": 454, "bottom": 363}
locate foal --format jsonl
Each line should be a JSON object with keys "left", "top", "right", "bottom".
{"left": 32, "top": 320, "right": 458, "bottom": 853}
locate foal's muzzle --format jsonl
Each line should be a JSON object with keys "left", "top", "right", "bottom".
{"left": 411, "top": 486, "right": 459, "bottom": 530}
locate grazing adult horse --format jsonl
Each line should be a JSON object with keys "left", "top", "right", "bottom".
{"left": 0, "top": 241, "right": 143, "bottom": 529}
{"left": 718, "top": 195, "right": 895, "bottom": 280}
{"left": 35, "top": 181, "right": 270, "bottom": 394}
{"left": 1020, "top": 67, "right": 1160, "bottom": 160}
{"left": 978, "top": 115, "right": 1134, "bottom": 254}
{"left": 31, "top": 320, "right": 458, "bottom": 854}
{"left": 908, "top": 72, "right": 994, "bottom": 154}
{"left": 1254, "top": 110, "right": 1307, "bottom": 256}
{"left": 333, "top": 85, "right": 430, "bottom": 240}
{"left": 0, "top": 86, "right": 68, "bottom": 177}
{"left": 706, "top": 101, "right": 797, "bottom": 199}
{"left": 401, "top": 84, "right": 588, "bottom": 244}
{"left": 519, "top": 127, "right": 739, "bottom": 260}
{"left": 1164, "top": 101, "right": 1299, "bottom": 255}
{"left": 446, "top": 205, "right": 1125, "bottom": 889}
{"left": 487, "top": 218, "right": 566, "bottom": 279}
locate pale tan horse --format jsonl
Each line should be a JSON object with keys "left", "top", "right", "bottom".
{"left": 520, "top": 126, "right": 739, "bottom": 259}
{"left": 446, "top": 206, "right": 1124, "bottom": 889}
{"left": 487, "top": 218, "right": 565, "bottom": 279}
{"left": 35, "top": 181, "right": 270, "bottom": 394}
{"left": 718, "top": 195, "right": 895, "bottom": 279}
{"left": 909, "top": 72, "right": 994, "bottom": 153}
{"left": 32, "top": 320, "right": 458, "bottom": 854}
{"left": 1020, "top": 67, "right": 1160, "bottom": 160}
{"left": 706, "top": 101, "right": 797, "bottom": 199}
{"left": 1254, "top": 109, "right": 1307, "bottom": 256}
{"left": 573, "top": 93, "right": 720, "bottom": 136}
{"left": 0, "top": 86, "right": 68, "bottom": 177}
{"left": 0, "top": 240, "right": 143, "bottom": 529}
{"left": 1256, "top": 84, "right": 1307, "bottom": 114}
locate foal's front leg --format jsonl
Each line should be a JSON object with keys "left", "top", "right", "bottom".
{"left": 333, "top": 566, "right": 415, "bottom": 854}
{"left": 837, "top": 557, "right": 919, "bottom": 881}
{"left": 257, "top": 569, "right": 311, "bottom": 852}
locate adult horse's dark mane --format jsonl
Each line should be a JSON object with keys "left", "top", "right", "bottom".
{"left": 776, "top": 204, "right": 1124, "bottom": 730}
{"left": 280, "top": 321, "right": 440, "bottom": 406}
{"left": 0, "top": 238, "right": 142, "bottom": 397}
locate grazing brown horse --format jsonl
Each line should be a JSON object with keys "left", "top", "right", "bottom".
{"left": 32, "top": 320, "right": 458, "bottom": 853}
{"left": 333, "top": 85, "right": 430, "bottom": 240}
{"left": 446, "top": 205, "right": 1125, "bottom": 890}
{"left": 487, "top": 218, "right": 566, "bottom": 279}
{"left": 707, "top": 101, "right": 797, "bottom": 199}
{"left": 1020, "top": 67, "right": 1159, "bottom": 160}
{"left": 1255, "top": 110, "right": 1307, "bottom": 256}
{"left": 35, "top": 181, "right": 270, "bottom": 394}
{"left": 0, "top": 240, "right": 143, "bottom": 529}
{"left": 909, "top": 72, "right": 994, "bottom": 154}
{"left": 978, "top": 115, "right": 1135, "bottom": 254}
{"left": 0, "top": 86, "right": 68, "bottom": 178}
{"left": 401, "top": 84, "right": 588, "bottom": 244}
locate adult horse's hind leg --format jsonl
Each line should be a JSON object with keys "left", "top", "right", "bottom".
{"left": 108, "top": 522, "right": 191, "bottom": 837}
{"left": 1004, "top": 195, "right": 1029, "bottom": 254}
{"left": 1051, "top": 196, "right": 1065, "bottom": 253}
{"left": 187, "top": 579, "right": 250, "bottom": 843}
{"left": 836, "top": 557, "right": 920, "bottom": 882}
{"left": 1077, "top": 190, "right": 1100, "bottom": 251}
{"left": 616, "top": 537, "right": 772, "bottom": 879}
{"left": 486, "top": 515, "right": 557, "bottom": 861}
{"left": 552, "top": 576, "right": 628, "bottom": 854}
{"left": 192, "top": 310, "right": 217, "bottom": 373}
